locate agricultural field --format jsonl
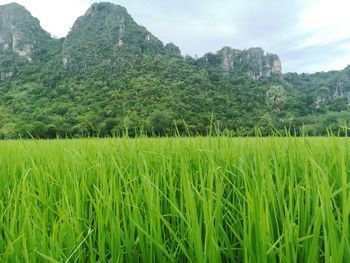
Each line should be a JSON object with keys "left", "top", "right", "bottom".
{"left": 0, "top": 136, "right": 349, "bottom": 262}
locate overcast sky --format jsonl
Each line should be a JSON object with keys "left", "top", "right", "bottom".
{"left": 1, "top": 0, "right": 350, "bottom": 73}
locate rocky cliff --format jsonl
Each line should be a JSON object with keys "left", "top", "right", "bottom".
{"left": 0, "top": 2, "right": 283, "bottom": 80}
{"left": 198, "top": 46, "right": 282, "bottom": 80}
{"left": 0, "top": 3, "right": 60, "bottom": 80}
{"left": 1, "top": 2, "right": 350, "bottom": 138}
{"left": 62, "top": 2, "right": 173, "bottom": 72}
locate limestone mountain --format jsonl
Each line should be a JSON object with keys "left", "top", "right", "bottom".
{"left": 62, "top": 2, "right": 178, "bottom": 72}
{"left": 0, "top": 3, "right": 60, "bottom": 80}
{"left": 197, "top": 47, "right": 282, "bottom": 80}
{"left": 0, "top": 2, "right": 349, "bottom": 139}
{"left": 0, "top": 1, "right": 280, "bottom": 80}
{"left": 285, "top": 66, "right": 350, "bottom": 115}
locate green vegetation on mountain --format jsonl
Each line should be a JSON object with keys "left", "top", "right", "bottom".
{"left": 0, "top": 3, "right": 61, "bottom": 81}
{"left": 0, "top": 2, "right": 349, "bottom": 138}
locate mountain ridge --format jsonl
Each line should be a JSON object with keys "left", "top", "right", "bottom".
{"left": 0, "top": 1, "right": 284, "bottom": 79}
{"left": 0, "top": 2, "right": 349, "bottom": 139}
{"left": 0, "top": 2, "right": 348, "bottom": 75}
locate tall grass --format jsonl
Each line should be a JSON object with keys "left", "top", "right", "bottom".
{"left": 0, "top": 136, "right": 349, "bottom": 262}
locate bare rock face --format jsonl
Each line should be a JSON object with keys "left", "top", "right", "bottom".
{"left": 0, "top": 3, "right": 40, "bottom": 60}
{"left": 332, "top": 81, "right": 350, "bottom": 105}
{"left": 220, "top": 47, "right": 239, "bottom": 73}
{"left": 314, "top": 78, "right": 350, "bottom": 108}
{"left": 0, "top": 27, "right": 33, "bottom": 61}
{"left": 0, "top": 71, "right": 13, "bottom": 81}
{"left": 201, "top": 46, "right": 282, "bottom": 80}
{"left": 0, "top": 2, "right": 56, "bottom": 80}
{"left": 314, "top": 85, "right": 330, "bottom": 108}
{"left": 333, "top": 81, "right": 345, "bottom": 98}
{"left": 228, "top": 47, "right": 281, "bottom": 79}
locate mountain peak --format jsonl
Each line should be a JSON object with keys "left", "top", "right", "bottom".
{"left": 0, "top": 2, "right": 52, "bottom": 60}
{"left": 0, "top": 2, "right": 32, "bottom": 19}
{"left": 62, "top": 2, "right": 167, "bottom": 72}
{"left": 85, "top": 2, "right": 127, "bottom": 16}
{"left": 0, "top": 2, "right": 59, "bottom": 80}
{"left": 0, "top": 2, "right": 26, "bottom": 9}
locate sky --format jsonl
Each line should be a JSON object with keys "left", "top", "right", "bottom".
{"left": 0, "top": 0, "right": 350, "bottom": 73}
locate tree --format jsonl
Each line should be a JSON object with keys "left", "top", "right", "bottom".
{"left": 45, "top": 124, "right": 58, "bottom": 139}
{"left": 149, "top": 111, "right": 175, "bottom": 136}
{"left": 329, "top": 97, "right": 348, "bottom": 112}
{"left": 266, "top": 85, "right": 286, "bottom": 113}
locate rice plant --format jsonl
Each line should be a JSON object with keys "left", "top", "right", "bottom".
{"left": 0, "top": 136, "right": 349, "bottom": 262}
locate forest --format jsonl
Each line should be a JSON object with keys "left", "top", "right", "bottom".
{"left": 0, "top": 2, "right": 350, "bottom": 138}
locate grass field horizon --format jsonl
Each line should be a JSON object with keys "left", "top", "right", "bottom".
{"left": 0, "top": 136, "right": 349, "bottom": 262}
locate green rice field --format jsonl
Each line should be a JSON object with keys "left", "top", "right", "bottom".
{"left": 0, "top": 137, "right": 350, "bottom": 262}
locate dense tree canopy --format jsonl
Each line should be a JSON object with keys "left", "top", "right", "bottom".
{"left": 0, "top": 2, "right": 350, "bottom": 139}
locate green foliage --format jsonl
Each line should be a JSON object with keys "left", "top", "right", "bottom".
{"left": 266, "top": 85, "right": 286, "bottom": 112}
{"left": 0, "top": 2, "right": 350, "bottom": 138}
{"left": 148, "top": 110, "right": 175, "bottom": 135}
{"left": 1, "top": 137, "right": 350, "bottom": 261}
{"left": 62, "top": 2, "right": 167, "bottom": 73}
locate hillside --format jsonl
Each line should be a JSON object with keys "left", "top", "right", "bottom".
{"left": 0, "top": 2, "right": 349, "bottom": 138}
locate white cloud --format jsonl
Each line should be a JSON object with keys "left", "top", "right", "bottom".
{"left": 300, "top": 0, "right": 350, "bottom": 30}
{"left": 298, "top": 0, "right": 350, "bottom": 47}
